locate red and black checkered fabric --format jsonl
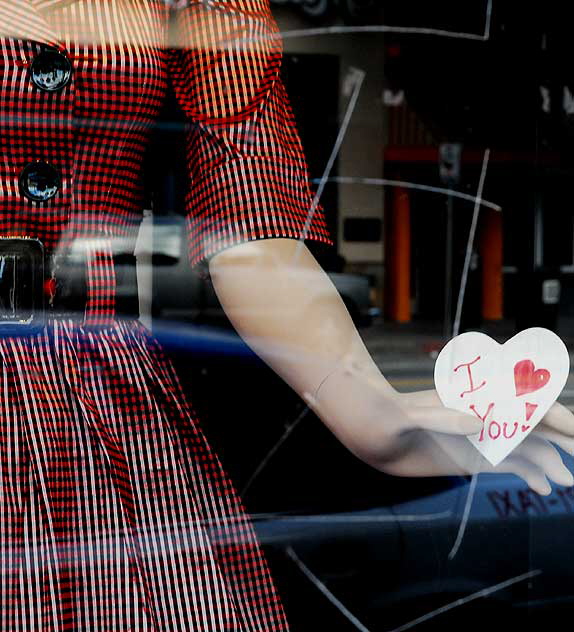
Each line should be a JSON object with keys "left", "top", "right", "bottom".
{"left": 0, "top": 0, "right": 333, "bottom": 629}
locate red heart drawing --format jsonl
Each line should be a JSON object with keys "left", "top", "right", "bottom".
{"left": 525, "top": 402, "right": 538, "bottom": 421}
{"left": 514, "top": 360, "right": 551, "bottom": 397}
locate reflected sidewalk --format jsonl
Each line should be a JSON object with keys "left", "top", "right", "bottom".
{"left": 361, "top": 317, "right": 574, "bottom": 367}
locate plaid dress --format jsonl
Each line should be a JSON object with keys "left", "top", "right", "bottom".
{"left": 0, "top": 0, "right": 332, "bottom": 629}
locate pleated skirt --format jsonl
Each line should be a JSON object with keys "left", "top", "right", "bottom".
{"left": 0, "top": 319, "right": 287, "bottom": 631}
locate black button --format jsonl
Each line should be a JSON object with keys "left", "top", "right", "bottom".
{"left": 30, "top": 48, "right": 72, "bottom": 92}
{"left": 19, "top": 161, "right": 61, "bottom": 202}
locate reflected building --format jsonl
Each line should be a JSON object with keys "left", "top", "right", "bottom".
{"left": 270, "top": 2, "right": 574, "bottom": 334}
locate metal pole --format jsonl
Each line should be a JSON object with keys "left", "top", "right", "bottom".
{"left": 443, "top": 193, "right": 454, "bottom": 338}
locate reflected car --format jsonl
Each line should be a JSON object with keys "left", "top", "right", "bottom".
{"left": 147, "top": 217, "right": 380, "bottom": 327}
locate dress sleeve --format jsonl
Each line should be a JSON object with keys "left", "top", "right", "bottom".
{"left": 166, "top": 0, "right": 333, "bottom": 266}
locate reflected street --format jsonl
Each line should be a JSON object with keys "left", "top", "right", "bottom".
{"left": 363, "top": 321, "right": 574, "bottom": 412}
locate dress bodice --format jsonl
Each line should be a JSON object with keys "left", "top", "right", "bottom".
{"left": 0, "top": 1, "right": 169, "bottom": 251}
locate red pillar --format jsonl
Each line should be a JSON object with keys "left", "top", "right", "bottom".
{"left": 480, "top": 208, "right": 503, "bottom": 320}
{"left": 385, "top": 186, "right": 411, "bottom": 322}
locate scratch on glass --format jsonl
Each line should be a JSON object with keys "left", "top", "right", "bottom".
{"left": 311, "top": 177, "right": 501, "bottom": 212}
{"left": 280, "top": 0, "right": 492, "bottom": 43}
{"left": 388, "top": 569, "right": 541, "bottom": 632}
{"left": 448, "top": 149, "right": 491, "bottom": 561}
{"left": 241, "top": 405, "right": 310, "bottom": 497}
{"left": 286, "top": 546, "right": 373, "bottom": 632}
{"left": 293, "top": 67, "right": 365, "bottom": 262}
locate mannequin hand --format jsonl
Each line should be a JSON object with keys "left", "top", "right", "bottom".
{"left": 394, "top": 389, "right": 574, "bottom": 495}
{"left": 304, "top": 363, "right": 574, "bottom": 495}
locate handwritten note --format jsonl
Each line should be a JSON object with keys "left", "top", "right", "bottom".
{"left": 434, "top": 327, "right": 570, "bottom": 466}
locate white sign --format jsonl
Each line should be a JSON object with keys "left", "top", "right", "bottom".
{"left": 439, "top": 143, "right": 462, "bottom": 186}
{"left": 434, "top": 328, "right": 570, "bottom": 466}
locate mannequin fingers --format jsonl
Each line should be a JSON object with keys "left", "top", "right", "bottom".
{"left": 541, "top": 402, "right": 574, "bottom": 436}
{"left": 533, "top": 423, "right": 574, "bottom": 456}
{"left": 407, "top": 406, "right": 483, "bottom": 436}
{"left": 493, "top": 456, "right": 552, "bottom": 496}
{"left": 511, "top": 436, "right": 573, "bottom": 487}
{"left": 399, "top": 389, "right": 442, "bottom": 407}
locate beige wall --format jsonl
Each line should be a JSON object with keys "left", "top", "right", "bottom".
{"left": 272, "top": 8, "right": 385, "bottom": 270}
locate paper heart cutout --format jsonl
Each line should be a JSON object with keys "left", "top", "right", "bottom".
{"left": 434, "top": 327, "right": 569, "bottom": 466}
{"left": 514, "top": 360, "right": 550, "bottom": 396}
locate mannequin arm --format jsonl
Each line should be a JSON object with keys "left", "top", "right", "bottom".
{"left": 209, "top": 238, "right": 574, "bottom": 493}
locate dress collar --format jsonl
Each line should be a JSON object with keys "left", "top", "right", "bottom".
{"left": 0, "top": 0, "right": 62, "bottom": 48}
